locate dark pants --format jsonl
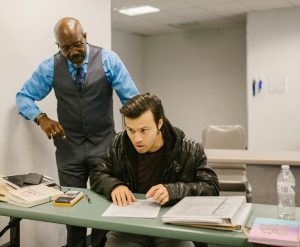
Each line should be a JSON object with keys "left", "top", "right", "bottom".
{"left": 105, "top": 231, "right": 195, "bottom": 247}
{"left": 55, "top": 136, "right": 113, "bottom": 247}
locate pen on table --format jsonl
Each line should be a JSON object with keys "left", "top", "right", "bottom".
{"left": 85, "top": 194, "right": 92, "bottom": 204}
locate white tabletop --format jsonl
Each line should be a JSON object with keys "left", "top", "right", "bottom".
{"left": 205, "top": 149, "right": 300, "bottom": 165}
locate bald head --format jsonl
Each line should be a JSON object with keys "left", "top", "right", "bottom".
{"left": 54, "top": 17, "right": 87, "bottom": 66}
{"left": 54, "top": 17, "right": 84, "bottom": 42}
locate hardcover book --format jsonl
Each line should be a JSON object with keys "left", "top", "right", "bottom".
{"left": 248, "top": 217, "right": 300, "bottom": 247}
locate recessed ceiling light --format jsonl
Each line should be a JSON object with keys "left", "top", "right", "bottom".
{"left": 118, "top": 5, "right": 160, "bottom": 16}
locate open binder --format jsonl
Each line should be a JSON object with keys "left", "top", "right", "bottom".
{"left": 162, "top": 196, "right": 252, "bottom": 231}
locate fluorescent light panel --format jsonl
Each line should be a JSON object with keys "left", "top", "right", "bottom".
{"left": 119, "top": 5, "right": 160, "bottom": 16}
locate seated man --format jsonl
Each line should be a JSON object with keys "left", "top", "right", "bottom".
{"left": 90, "top": 93, "right": 219, "bottom": 247}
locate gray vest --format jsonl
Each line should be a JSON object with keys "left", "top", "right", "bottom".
{"left": 53, "top": 45, "right": 115, "bottom": 145}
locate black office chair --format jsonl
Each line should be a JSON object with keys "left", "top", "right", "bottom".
{"left": 202, "top": 125, "right": 252, "bottom": 202}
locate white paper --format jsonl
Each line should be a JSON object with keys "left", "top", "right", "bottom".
{"left": 102, "top": 199, "right": 161, "bottom": 218}
{"left": 269, "top": 75, "right": 286, "bottom": 95}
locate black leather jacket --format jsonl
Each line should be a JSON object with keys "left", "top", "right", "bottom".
{"left": 90, "top": 122, "right": 219, "bottom": 205}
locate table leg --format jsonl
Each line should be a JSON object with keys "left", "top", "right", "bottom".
{"left": 9, "top": 217, "right": 20, "bottom": 247}
{"left": 0, "top": 217, "right": 21, "bottom": 247}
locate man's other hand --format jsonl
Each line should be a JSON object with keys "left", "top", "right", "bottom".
{"left": 111, "top": 185, "right": 137, "bottom": 206}
{"left": 146, "top": 184, "right": 169, "bottom": 205}
{"left": 39, "top": 115, "right": 66, "bottom": 139}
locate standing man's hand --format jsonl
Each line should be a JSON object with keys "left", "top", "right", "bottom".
{"left": 111, "top": 185, "right": 137, "bottom": 206}
{"left": 146, "top": 184, "right": 169, "bottom": 205}
{"left": 38, "top": 114, "right": 66, "bottom": 139}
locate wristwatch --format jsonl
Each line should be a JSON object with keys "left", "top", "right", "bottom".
{"left": 34, "top": 113, "right": 47, "bottom": 125}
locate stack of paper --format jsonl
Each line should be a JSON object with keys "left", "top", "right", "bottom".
{"left": 0, "top": 183, "right": 15, "bottom": 202}
{"left": 162, "top": 196, "right": 252, "bottom": 231}
{"left": 102, "top": 199, "right": 161, "bottom": 218}
{"left": 248, "top": 217, "right": 300, "bottom": 247}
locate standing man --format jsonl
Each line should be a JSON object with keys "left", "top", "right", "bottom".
{"left": 90, "top": 93, "right": 219, "bottom": 247}
{"left": 16, "top": 17, "right": 139, "bottom": 247}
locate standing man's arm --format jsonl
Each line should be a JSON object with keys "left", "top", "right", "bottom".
{"left": 102, "top": 48, "right": 139, "bottom": 104}
{"left": 16, "top": 57, "right": 66, "bottom": 139}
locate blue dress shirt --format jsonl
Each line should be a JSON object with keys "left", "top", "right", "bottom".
{"left": 16, "top": 44, "right": 139, "bottom": 120}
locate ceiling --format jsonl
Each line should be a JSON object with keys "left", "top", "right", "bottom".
{"left": 112, "top": 0, "right": 300, "bottom": 36}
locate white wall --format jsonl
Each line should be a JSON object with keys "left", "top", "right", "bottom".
{"left": 112, "top": 28, "right": 246, "bottom": 142}
{"left": 112, "top": 30, "right": 145, "bottom": 89}
{"left": 247, "top": 7, "right": 300, "bottom": 150}
{"left": 0, "top": 1, "right": 110, "bottom": 246}
{"left": 144, "top": 28, "right": 247, "bottom": 142}
{"left": 112, "top": 30, "right": 145, "bottom": 132}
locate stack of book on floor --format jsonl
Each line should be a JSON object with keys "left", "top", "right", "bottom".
{"left": 248, "top": 217, "right": 300, "bottom": 247}
{"left": 162, "top": 196, "right": 252, "bottom": 232}
{"left": 0, "top": 174, "right": 63, "bottom": 208}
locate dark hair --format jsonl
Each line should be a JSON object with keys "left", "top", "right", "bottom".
{"left": 120, "top": 93, "right": 166, "bottom": 126}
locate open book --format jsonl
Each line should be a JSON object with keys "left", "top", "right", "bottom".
{"left": 7, "top": 184, "right": 64, "bottom": 208}
{"left": 162, "top": 196, "right": 252, "bottom": 231}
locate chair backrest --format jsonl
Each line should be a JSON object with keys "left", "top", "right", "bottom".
{"left": 202, "top": 125, "right": 247, "bottom": 171}
{"left": 202, "top": 125, "right": 246, "bottom": 149}
{"left": 202, "top": 125, "right": 252, "bottom": 202}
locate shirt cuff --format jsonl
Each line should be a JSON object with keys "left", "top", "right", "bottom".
{"left": 19, "top": 108, "right": 42, "bottom": 121}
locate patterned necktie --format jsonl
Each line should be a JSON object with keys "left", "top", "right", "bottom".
{"left": 73, "top": 67, "right": 85, "bottom": 91}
